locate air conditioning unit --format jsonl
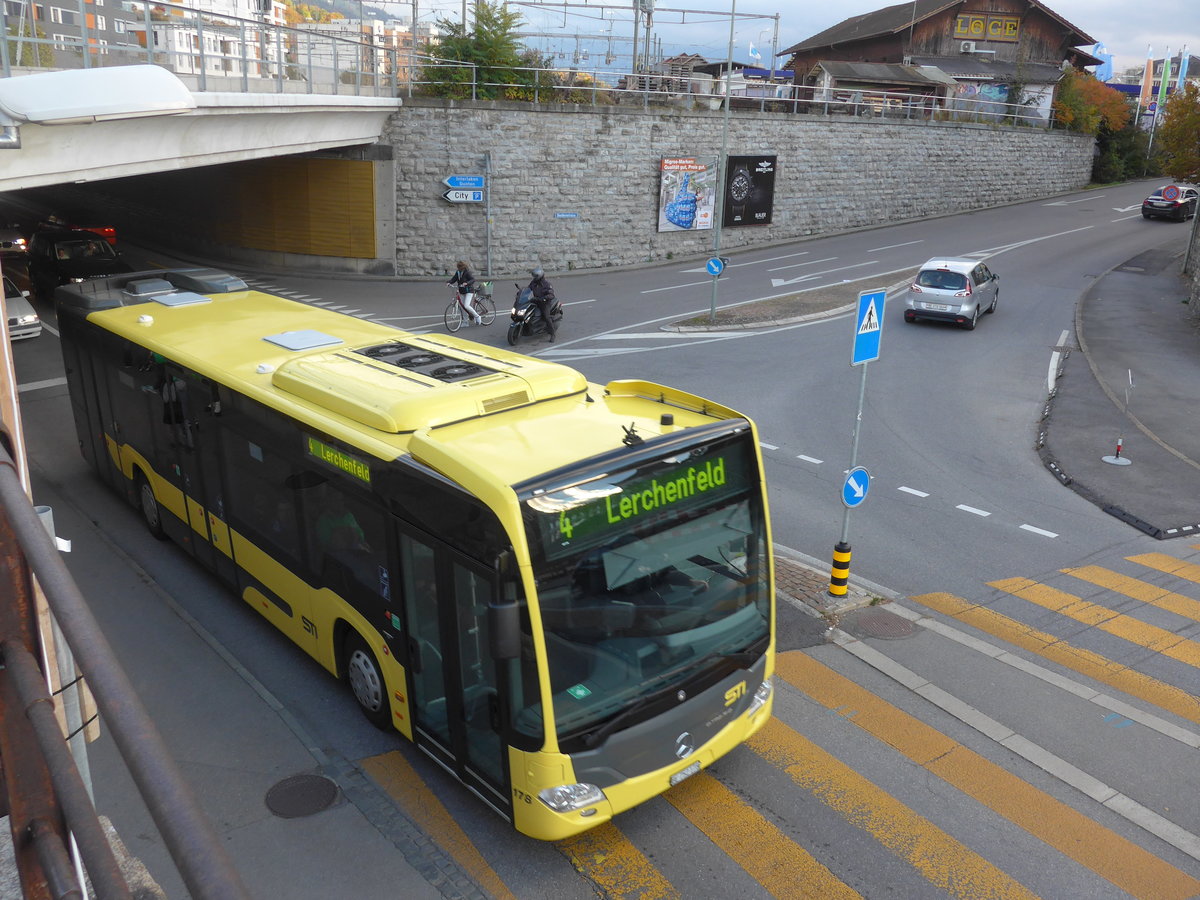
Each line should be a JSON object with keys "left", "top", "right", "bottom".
{"left": 960, "top": 41, "right": 976, "bottom": 53}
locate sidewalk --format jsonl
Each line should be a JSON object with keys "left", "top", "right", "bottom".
{"left": 1038, "top": 238, "right": 1200, "bottom": 539}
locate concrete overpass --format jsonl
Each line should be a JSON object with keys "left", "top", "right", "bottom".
{"left": 0, "top": 65, "right": 400, "bottom": 192}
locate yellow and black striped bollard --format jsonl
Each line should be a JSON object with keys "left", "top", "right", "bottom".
{"left": 829, "top": 541, "right": 851, "bottom": 597}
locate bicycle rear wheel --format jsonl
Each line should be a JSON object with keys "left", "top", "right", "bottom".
{"left": 474, "top": 295, "right": 497, "bottom": 326}
{"left": 444, "top": 300, "right": 463, "bottom": 333}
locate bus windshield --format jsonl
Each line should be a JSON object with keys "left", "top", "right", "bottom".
{"left": 519, "top": 429, "right": 770, "bottom": 748}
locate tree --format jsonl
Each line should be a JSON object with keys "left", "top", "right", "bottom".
{"left": 5, "top": 21, "right": 55, "bottom": 67}
{"left": 1052, "top": 69, "right": 1129, "bottom": 135}
{"left": 422, "top": 0, "right": 556, "bottom": 101}
{"left": 1156, "top": 83, "right": 1200, "bottom": 183}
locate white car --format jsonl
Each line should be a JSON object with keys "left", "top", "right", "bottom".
{"left": 4, "top": 274, "right": 41, "bottom": 340}
{"left": 903, "top": 257, "right": 999, "bottom": 330}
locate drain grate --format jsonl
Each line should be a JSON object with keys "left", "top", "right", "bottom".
{"left": 840, "top": 607, "right": 916, "bottom": 640}
{"left": 265, "top": 773, "right": 340, "bottom": 819}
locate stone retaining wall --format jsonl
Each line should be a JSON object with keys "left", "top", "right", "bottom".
{"left": 386, "top": 97, "right": 1095, "bottom": 276}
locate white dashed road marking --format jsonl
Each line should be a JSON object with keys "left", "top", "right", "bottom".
{"left": 897, "top": 486, "right": 929, "bottom": 497}
{"left": 957, "top": 504, "right": 991, "bottom": 517}
{"left": 1020, "top": 524, "right": 1059, "bottom": 538}
{"left": 797, "top": 455, "right": 824, "bottom": 464}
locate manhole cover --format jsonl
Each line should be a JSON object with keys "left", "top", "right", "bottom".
{"left": 840, "top": 607, "right": 915, "bottom": 640}
{"left": 265, "top": 773, "right": 340, "bottom": 819}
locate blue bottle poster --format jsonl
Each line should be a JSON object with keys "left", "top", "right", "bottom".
{"left": 658, "top": 157, "right": 716, "bottom": 232}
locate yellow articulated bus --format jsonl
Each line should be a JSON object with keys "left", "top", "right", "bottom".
{"left": 55, "top": 269, "right": 775, "bottom": 840}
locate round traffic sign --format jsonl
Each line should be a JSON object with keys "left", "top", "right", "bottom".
{"left": 1163, "top": 185, "right": 1181, "bottom": 201}
{"left": 706, "top": 256, "right": 726, "bottom": 276}
{"left": 841, "top": 467, "right": 870, "bottom": 509}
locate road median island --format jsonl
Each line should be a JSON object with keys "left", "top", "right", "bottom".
{"left": 673, "top": 273, "right": 910, "bottom": 330}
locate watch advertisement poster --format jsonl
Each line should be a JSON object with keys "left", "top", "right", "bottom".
{"left": 657, "top": 157, "right": 717, "bottom": 232}
{"left": 724, "top": 155, "right": 776, "bottom": 227}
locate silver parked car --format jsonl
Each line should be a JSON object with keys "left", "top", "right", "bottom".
{"left": 4, "top": 274, "right": 41, "bottom": 341}
{"left": 903, "top": 258, "right": 999, "bottom": 330}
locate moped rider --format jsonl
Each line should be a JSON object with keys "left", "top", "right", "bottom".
{"left": 527, "top": 267, "right": 558, "bottom": 343}
{"left": 447, "top": 259, "right": 481, "bottom": 325}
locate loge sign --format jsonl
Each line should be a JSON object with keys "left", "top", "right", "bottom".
{"left": 953, "top": 14, "right": 1019, "bottom": 42}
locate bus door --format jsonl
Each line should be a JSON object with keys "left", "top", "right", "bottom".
{"left": 153, "top": 365, "right": 226, "bottom": 571}
{"left": 398, "top": 531, "right": 511, "bottom": 820}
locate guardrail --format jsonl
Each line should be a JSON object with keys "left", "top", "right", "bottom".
{"left": 2, "top": 4, "right": 1054, "bottom": 128}
{"left": 410, "top": 62, "right": 1057, "bottom": 128}
{"left": 1, "top": 0, "right": 401, "bottom": 96}
{"left": 0, "top": 440, "right": 248, "bottom": 899}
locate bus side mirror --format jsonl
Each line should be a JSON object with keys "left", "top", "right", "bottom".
{"left": 488, "top": 600, "right": 520, "bottom": 660}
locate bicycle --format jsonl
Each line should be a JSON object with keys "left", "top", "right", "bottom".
{"left": 444, "top": 281, "right": 496, "bottom": 333}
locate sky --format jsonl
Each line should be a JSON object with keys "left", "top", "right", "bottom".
{"left": 391, "top": 0, "right": 1198, "bottom": 79}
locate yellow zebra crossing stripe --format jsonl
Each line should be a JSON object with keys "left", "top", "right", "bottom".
{"left": 989, "top": 577, "right": 1200, "bottom": 668}
{"left": 748, "top": 715, "right": 1040, "bottom": 900}
{"left": 911, "top": 593, "right": 1200, "bottom": 730}
{"left": 1064, "top": 565, "right": 1200, "bottom": 622}
{"left": 1127, "top": 552, "right": 1200, "bottom": 585}
{"left": 775, "top": 651, "right": 1200, "bottom": 900}
{"left": 360, "top": 751, "right": 518, "bottom": 900}
{"left": 664, "top": 771, "right": 860, "bottom": 899}
{"left": 558, "top": 822, "right": 679, "bottom": 900}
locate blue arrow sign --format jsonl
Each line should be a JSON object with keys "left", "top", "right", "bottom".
{"left": 444, "top": 174, "right": 485, "bottom": 189}
{"left": 706, "top": 256, "right": 727, "bottom": 277}
{"left": 842, "top": 466, "right": 870, "bottom": 509}
{"left": 851, "top": 289, "right": 886, "bottom": 366}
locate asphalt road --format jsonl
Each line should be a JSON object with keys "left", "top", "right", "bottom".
{"left": 5, "top": 180, "right": 1200, "bottom": 898}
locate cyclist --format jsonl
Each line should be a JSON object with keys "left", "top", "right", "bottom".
{"left": 528, "top": 266, "right": 558, "bottom": 343}
{"left": 447, "top": 259, "right": 481, "bottom": 325}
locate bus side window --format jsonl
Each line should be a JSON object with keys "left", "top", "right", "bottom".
{"left": 304, "top": 482, "right": 388, "bottom": 602}
{"left": 219, "top": 431, "right": 302, "bottom": 557}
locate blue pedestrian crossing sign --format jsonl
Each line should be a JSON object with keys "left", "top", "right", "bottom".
{"left": 842, "top": 466, "right": 871, "bottom": 508}
{"left": 851, "top": 289, "right": 886, "bottom": 366}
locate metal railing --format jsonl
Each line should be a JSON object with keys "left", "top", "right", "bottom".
{"left": 1, "top": 0, "right": 402, "bottom": 96}
{"left": 409, "top": 62, "right": 1057, "bottom": 127}
{"left": 3, "top": 4, "right": 1057, "bottom": 128}
{"left": 0, "top": 440, "right": 249, "bottom": 899}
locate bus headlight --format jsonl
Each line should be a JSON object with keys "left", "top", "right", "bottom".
{"left": 746, "top": 678, "right": 773, "bottom": 716}
{"left": 538, "top": 782, "right": 605, "bottom": 813}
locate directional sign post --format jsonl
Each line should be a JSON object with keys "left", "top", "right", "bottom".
{"left": 830, "top": 288, "right": 887, "bottom": 599}
{"left": 442, "top": 189, "right": 484, "bottom": 204}
{"left": 443, "top": 174, "right": 485, "bottom": 189}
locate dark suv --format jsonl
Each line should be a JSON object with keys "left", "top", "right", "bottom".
{"left": 27, "top": 229, "right": 131, "bottom": 300}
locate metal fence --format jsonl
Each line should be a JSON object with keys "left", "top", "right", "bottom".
{"left": 1, "top": 0, "right": 402, "bottom": 96}
{"left": 2, "top": 4, "right": 1055, "bottom": 128}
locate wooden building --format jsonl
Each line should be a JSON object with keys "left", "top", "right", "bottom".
{"left": 781, "top": 0, "right": 1101, "bottom": 121}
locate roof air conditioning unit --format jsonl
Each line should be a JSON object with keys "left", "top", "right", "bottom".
{"left": 960, "top": 41, "right": 976, "bottom": 53}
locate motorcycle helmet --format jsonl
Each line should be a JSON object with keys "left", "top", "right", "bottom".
{"left": 530, "top": 267, "right": 544, "bottom": 279}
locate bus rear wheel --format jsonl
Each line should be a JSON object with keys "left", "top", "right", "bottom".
{"left": 136, "top": 473, "right": 168, "bottom": 541}
{"left": 345, "top": 632, "right": 390, "bottom": 729}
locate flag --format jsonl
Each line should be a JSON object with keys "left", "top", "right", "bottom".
{"left": 1178, "top": 46, "right": 1190, "bottom": 90}
{"left": 1138, "top": 45, "right": 1154, "bottom": 107}
{"left": 1157, "top": 49, "right": 1172, "bottom": 107}
{"left": 747, "top": 42, "right": 762, "bottom": 62}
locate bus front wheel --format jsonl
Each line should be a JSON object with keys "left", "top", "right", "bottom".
{"left": 136, "top": 473, "right": 168, "bottom": 541}
{"left": 345, "top": 632, "right": 390, "bottom": 729}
